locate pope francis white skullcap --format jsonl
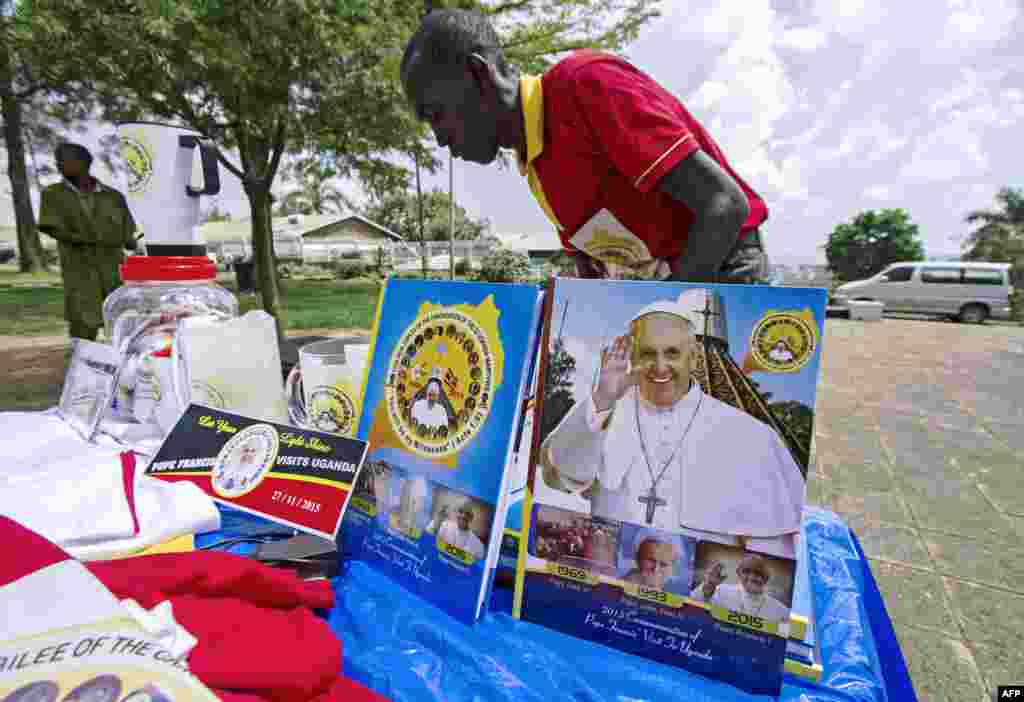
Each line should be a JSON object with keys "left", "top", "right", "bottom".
{"left": 631, "top": 287, "right": 718, "bottom": 329}
{"left": 630, "top": 299, "right": 695, "bottom": 327}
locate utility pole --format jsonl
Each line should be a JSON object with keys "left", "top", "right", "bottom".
{"left": 448, "top": 153, "right": 455, "bottom": 279}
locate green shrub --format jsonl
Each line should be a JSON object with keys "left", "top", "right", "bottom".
{"left": 454, "top": 257, "right": 471, "bottom": 276}
{"left": 475, "top": 248, "right": 531, "bottom": 283}
{"left": 335, "top": 260, "right": 373, "bottom": 280}
{"left": 1011, "top": 290, "right": 1024, "bottom": 323}
{"left": 340, "top": 249, "right": 363, "bottom": 260}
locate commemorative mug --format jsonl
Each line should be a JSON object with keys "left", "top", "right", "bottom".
{"left": 285, "top": 339, "right": 368, "bottom": 437}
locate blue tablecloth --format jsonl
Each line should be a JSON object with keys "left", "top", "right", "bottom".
{"left": 326, "top": 507, "right": 915, "bottom": 702}
{"left": 198, "top": 506, "right": 915, "bottom": 702}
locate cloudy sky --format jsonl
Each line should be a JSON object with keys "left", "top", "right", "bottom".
{"left": 3, "top": 0, "right": 1023, "bottom": 264}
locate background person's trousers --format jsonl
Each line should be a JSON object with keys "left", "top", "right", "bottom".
{"left": 716, "top": 228, "right": 770, "bottom": 285}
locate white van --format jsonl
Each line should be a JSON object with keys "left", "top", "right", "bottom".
{"left": 830, "top": 261, "right": 1014, "bottom": 323}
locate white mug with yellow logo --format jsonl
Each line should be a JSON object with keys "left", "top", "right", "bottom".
{"left": 285, "top": 339, "right": 366, "bottom": 438}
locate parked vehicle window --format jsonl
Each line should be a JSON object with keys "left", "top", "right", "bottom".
{"left": 961, "top": 269, "right": 1005, "bottom": 285}
{"left": 883, "top": 267, "right": 914, "bottom": 282}
{"left": 921, "top": 268, "right": 962, "bottom": 284}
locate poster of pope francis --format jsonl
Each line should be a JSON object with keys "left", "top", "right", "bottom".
{"left": 532, "top": 280, "right": 826, "bottom": 561}
{"left": 516, "top": 279, "right": 827, "bottom": 695}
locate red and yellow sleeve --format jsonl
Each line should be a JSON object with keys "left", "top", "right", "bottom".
{"left": 570, "top": 61, "right": 701, "bottom": 194}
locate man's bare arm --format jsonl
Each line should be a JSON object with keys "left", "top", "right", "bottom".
{"left": 657, "top": 149, "right": 750, "bottom": 282}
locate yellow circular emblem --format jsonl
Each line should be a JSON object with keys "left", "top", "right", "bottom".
{"left": 211, "top": 423, "right": 279, "bottom": 499}
{"left": 119, "top": 134, "right": 154, "bottom": 195}
{"left": 385, "top": 308, "right": 495, "bottom": 459}
{"left": 308, "top": 385, "right": 357, "bottom": 436}
{"left": 191, "top": 380, "right": 227, "bottom": 409}
{"left": 750, "top": 313, "right": 817, "bottom": 373}
{"left": 583, "top": 227, "right": 647, "bottom": 266}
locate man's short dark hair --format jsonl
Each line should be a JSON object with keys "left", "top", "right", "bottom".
{"left": 55, "top": 142, "right": 93, "bottom": 168}
{"left": 401, "top": 9, "right": 509, "bottom": 81}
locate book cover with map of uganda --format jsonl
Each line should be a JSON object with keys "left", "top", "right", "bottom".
{"left": 340, "top": 279, "right": 544, "bottom": 625}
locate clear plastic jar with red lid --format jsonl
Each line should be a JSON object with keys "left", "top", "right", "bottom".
{"left": 103, "top": 255, "right": 239, "bottom": 351}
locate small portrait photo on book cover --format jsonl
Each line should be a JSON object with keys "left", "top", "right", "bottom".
{"left": 616, "top": 524, "right": 696, "bottom": 597}
{"left": 428, "top": 486, "right": 492, "bottom": 562}
{"left": 386, "top": 473, "right": 431, "bottom": 540}
{"left": 530, "top": 505, "right": 622, "bottom": 578}
{"left": 353, "top": 459, "right": 380, "bottom": 500}
{"left": 367, "top": 462, "right": 396, "bottom": 522}
{"left": 690, "top": 542, "right": 796, "bottom": 623}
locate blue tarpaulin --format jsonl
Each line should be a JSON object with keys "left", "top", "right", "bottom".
{"left": 324, "top": 507, "right": 915, "bottom": 702}
{"left": 196, "top": 505, "right": 913, "bottom": 701}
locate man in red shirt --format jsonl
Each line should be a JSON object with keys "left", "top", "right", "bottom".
{"left": 400, "top": 10, "right": 770, "bottom": 283}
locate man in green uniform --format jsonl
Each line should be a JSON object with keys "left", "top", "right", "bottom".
{"left": 38, "top": 143, "right": 137, "bottom": 341}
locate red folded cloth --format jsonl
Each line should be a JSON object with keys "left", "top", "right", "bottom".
{"left": 87, "top": 552, "right": 387, "bottom": 702}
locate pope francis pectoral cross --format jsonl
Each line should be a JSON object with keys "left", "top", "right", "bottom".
{"left": 638, "top": 485, "right": 667, "bottom": 525}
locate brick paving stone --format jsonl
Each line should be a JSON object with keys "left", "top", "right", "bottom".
{"left": 974, "top": 461, "right": 1024, "bottom": 517}
{"left": 921, "top": 531, "right": 1024, "bottom": 591}
{"left": 895, "top": 473, "right": 978, "bottom": 502}
{"left": 945, "top": 579, "right": 1024, "bottom": 650}
{"left": 821, "top": 459, "right": 894, "bottom": 493}
{"left": 904, "top": 491, "right": 1016, "bottom": 544}
{"left": 847, "top": 522, "right": 932, "bottom": 566}
{"left": 832, "top": 488, "right": 911, "bottom": 525}
{"left": 870, "top": 561, "right": 961, "bottom": 635}
{"left": 976, "top": 420, "right": 1024, "bottom": 455}
{"left": 972, "top": 644, "right": 1024, "bottom": 700}
{"left": 893, "top": 625, "right": 987, "bottom": 702}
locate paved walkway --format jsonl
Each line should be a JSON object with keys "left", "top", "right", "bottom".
{"left": 811, "top": 316, "right": 1024, "bottom": 702}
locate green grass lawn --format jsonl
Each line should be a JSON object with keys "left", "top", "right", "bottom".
{"left": 0, "top": 284, "right": 68, "bottom": 336}
{"left": 239, "top": 279, "right": 380, "bottom": 330}
{"left": 0, "top": 264, "right": 381, "bottom": 337}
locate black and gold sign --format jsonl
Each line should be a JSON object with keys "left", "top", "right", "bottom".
{"left": 146, "top": 404, "right": 368, "bottom": 540}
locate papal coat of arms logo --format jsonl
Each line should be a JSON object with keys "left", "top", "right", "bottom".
{"left": 374, "top": 296, "right": 505, "bottom": 464}
{"left": 119, "top": 133, "right": 155, "bottom": 196}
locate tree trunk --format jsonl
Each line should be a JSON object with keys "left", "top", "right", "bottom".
{"left": 0, "top": 49, "right": 48, "bottom": 273}
{"left": 245, "top": 183, "right": 286, "bottom": 339}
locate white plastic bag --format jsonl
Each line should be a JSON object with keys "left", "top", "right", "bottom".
{"left": 57, "top": 339, "right": 120, "bottom": 442}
